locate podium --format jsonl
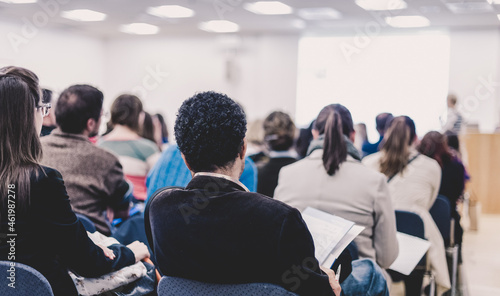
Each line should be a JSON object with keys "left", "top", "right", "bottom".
{"left": 462, "top": 133, "right": 500, "bottom": 214}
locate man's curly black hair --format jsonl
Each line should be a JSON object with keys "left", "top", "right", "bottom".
{"left": 175, "top": 91, "right": 247, "bottom": 172}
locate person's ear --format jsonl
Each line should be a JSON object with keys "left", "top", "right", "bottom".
{"left": 181, "top": 153, "right": 194, "bottom": 172}
{"left": 349, "top": 131, "right": 356, "bottom": 143}
{"left": 311, "top": 129, "right": 320, "bottom": 140}
{"left": 240, "top": 138, "right": 247, "bottom": 160}
{"left": 87, "top": 118, "right": 96, "bottom": 133}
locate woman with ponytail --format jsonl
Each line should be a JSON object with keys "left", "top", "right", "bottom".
{"left": 363, "top": 116, "right": 442, "bottom": 210}
{"left": 275, "top": 104, "right": 398, "bottom": 290}
{"left": 363, "top": 117, "right": 451, "bottom": 295}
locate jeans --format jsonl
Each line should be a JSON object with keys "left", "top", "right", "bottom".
{"left": 341, "top": 259, "right": 389, "bottom": 296}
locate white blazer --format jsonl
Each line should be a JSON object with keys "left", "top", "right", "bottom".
{"left": 363, "top": 150, "right": 450, "bottom": 294}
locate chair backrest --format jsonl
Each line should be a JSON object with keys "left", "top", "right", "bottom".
{"left": 0, "top": 261, "right": 54, "bottom": 296}
{"left": 394, "top": 210, "right": 426, "bottom": 267}
{"left": 75, "top": 213, "right": 97, "bottom": 233}
{"left": 395, "top": 210, "right": 425, "bottom": 239}
{"left": 429, "top": 195, "right": 452, "bottom": 247}
{"left": 157, "top": 276, "right": 298, "bottom": 296}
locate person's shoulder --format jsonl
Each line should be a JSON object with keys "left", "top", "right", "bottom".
{"left": 39, "top": 133, "right": 54, "bottom": 143}
{"left": 362, "top": 151, "right": 382, "bottom": 164}
{"left": 31, "top": 165, "right": 64, "bottom": 189}
{"left": 87, "top": 144, "right": 122, "bottom": 165}
{"left": 346, "top": 158, "right": 386, "bottom": 181}
{"left": 136, "top": 138, "right": 159, "bottom": 149}
{"left": 418, "top": 154, "right": 441, "bottom": 171}
{"left": 38, "top": 165, "right": 63, "bottom": 179}
{"left": 239, "top": 190, "right": 300, "bottom": 216}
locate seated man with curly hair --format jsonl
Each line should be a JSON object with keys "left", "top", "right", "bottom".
{"left": 146, "top": 91, "right": 341, "bottom": 295}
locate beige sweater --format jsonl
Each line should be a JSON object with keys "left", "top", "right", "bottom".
{"left": 274, "top": 150, "right": 399, "bottom": 269}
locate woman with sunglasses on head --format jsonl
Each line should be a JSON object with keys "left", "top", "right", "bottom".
{"left": 0, "top": 66, "right": 149, "bottom": 296}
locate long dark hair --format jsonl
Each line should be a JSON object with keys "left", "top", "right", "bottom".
{"left": 154, "top": 113, "right": 169, "bottom": 141}
{"left": 140, "top": 111, "right": 155, "bottom": 143}
{"left": 0, "top": 66, "right": 42, "bottom": 216}
{"left": 379, "top": 116, "right": 416, "bottom": 177}
{"left": 314, "top": 104, "right": 354, "bottom": 175}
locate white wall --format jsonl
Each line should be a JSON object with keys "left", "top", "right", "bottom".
{"left": 103, "top": 34, "right": 299, "bottom": 132}
{"left": 448, "top": 29, "right": 500, "bottom": 133}
{"left": 0, "top": 21, "right": 105, "bottom": 95}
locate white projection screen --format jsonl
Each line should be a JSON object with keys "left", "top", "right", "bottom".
{"left": 296, "top": 32, "right": 450, "bottom": 142}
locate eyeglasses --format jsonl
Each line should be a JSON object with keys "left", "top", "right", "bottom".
{"left": 36, "top": 103, "right": 51, "bottom": 117}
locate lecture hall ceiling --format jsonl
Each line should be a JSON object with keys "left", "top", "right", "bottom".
{"left": 0, "top": 0, "right": 499, "bottom": 37}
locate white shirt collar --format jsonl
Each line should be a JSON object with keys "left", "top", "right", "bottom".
{"left": 193, "top": 172, "right": 250, "bottom": 192}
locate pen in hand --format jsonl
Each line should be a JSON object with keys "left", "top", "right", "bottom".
{"left": 335, "top": 264, "right": 341, "bottom": 281}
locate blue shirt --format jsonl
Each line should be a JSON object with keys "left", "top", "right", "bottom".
{"left": 146, "top": 144, "right": 257, "bottom": 202}
{"left": 362, "top": 135, "right": 383, "bottom": 157}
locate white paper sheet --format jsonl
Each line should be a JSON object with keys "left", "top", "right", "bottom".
{"left": 302, "top": 207, "right": 355, "bottom": 265}
{"left": 389, "top": 232, "right": 431, "bottom": 276}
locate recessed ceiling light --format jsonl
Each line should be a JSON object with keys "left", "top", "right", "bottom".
{"left": 385, "top": 16, "right": 430, "bottom": 28}
{"left": 61, "top": 9, "right": 107, "bottom": 22}
{"left": 244, "top": 1, "right": 293, "bottom": 15}
{"left": 356, "top": 0, "right": 407, "bottom": 11}
{"left": 147, "top": 5, "right": 195, "bottom": 18}
{"left": 0, "top": 0, "right": 37, "bottom": 3}
{"left": 487, "top": 0, "right": 500, "bottom": 4}
{"left": 199, "top": 20, "right": 239, "bottom": 33}
{"left": 498, "top": 14, "right": 500, "bottom": 21}
{"left": 120, "top": 23, "right": 159, "bottom": 35}
{"left": 446, "top": 2, "right": 494, "bottom": 14}
{"left": 298, "top": 7, "right": 342, "bottom": 20}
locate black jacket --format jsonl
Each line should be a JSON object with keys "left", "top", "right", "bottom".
{"left": 0, "top": 166, "right": 135, "bottom": 296}
{"left": 147, "top": 174, "right": 335, "bottom": 296}
{"left": 257, "top": 157, "right": 297, "bottom": 197}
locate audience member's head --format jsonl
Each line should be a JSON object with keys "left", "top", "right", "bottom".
{"left": 246, "top": 119, "right": 265, "bottom": 148}
{"left": 418, "top": 131, "right": 452, "bottom": 168}
{"left": 111, "top": 94, "right": 143, "bottom": 132}
{"left": 153, "top": 113, "right": 169, "bottom": 143}
{"left": 263, "top": 111, "right": 296, "bottom": 152}
{"left": 175, "top": 91, "right": 247, "bottom": 174}
{"left": 0, "top": 66, "right": 42, "bottom": 200}
{"left": 140, "top": 111, "right": 155, "bottom": 143}
{"left": 444, "top": 130, "right": 460, "bottom": 152}
{"left": 379, "top": 116, "right": 417, "bottom": 177}
{"left": 313, "top": 104, "right": 354, "bottom": 175}
{"left": 295, "top": 120, "right": 315, "bottom": 159}
{"left": 55, "top": 85, "right": 103, "bottom": 137}
{"left": 42, "top": 88, "right": 56, "bottom": 126}
{"left": 375, "top": 112, "right": 393, "bottom": 136}
{"left": 447, "top": 94, "right": 458, "bottom": 108}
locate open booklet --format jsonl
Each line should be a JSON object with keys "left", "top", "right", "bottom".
{"left": 301, "top": 207, "right": 365, "bottom": 268}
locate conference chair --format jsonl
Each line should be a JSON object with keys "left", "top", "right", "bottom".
{"left": 390, "top": 210, "right": 436, "bottom": 296}
{"left": 429, "top": 195, "right": 460, "bottom": 296}
{"left": 0, "top": 261, "right": 53, "bottom": 296}
{"left": 75, "top": 213, "right": 97, "bottom": 233}
{"left": 157, "top": 276, "right": 298, "bottom": 296}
